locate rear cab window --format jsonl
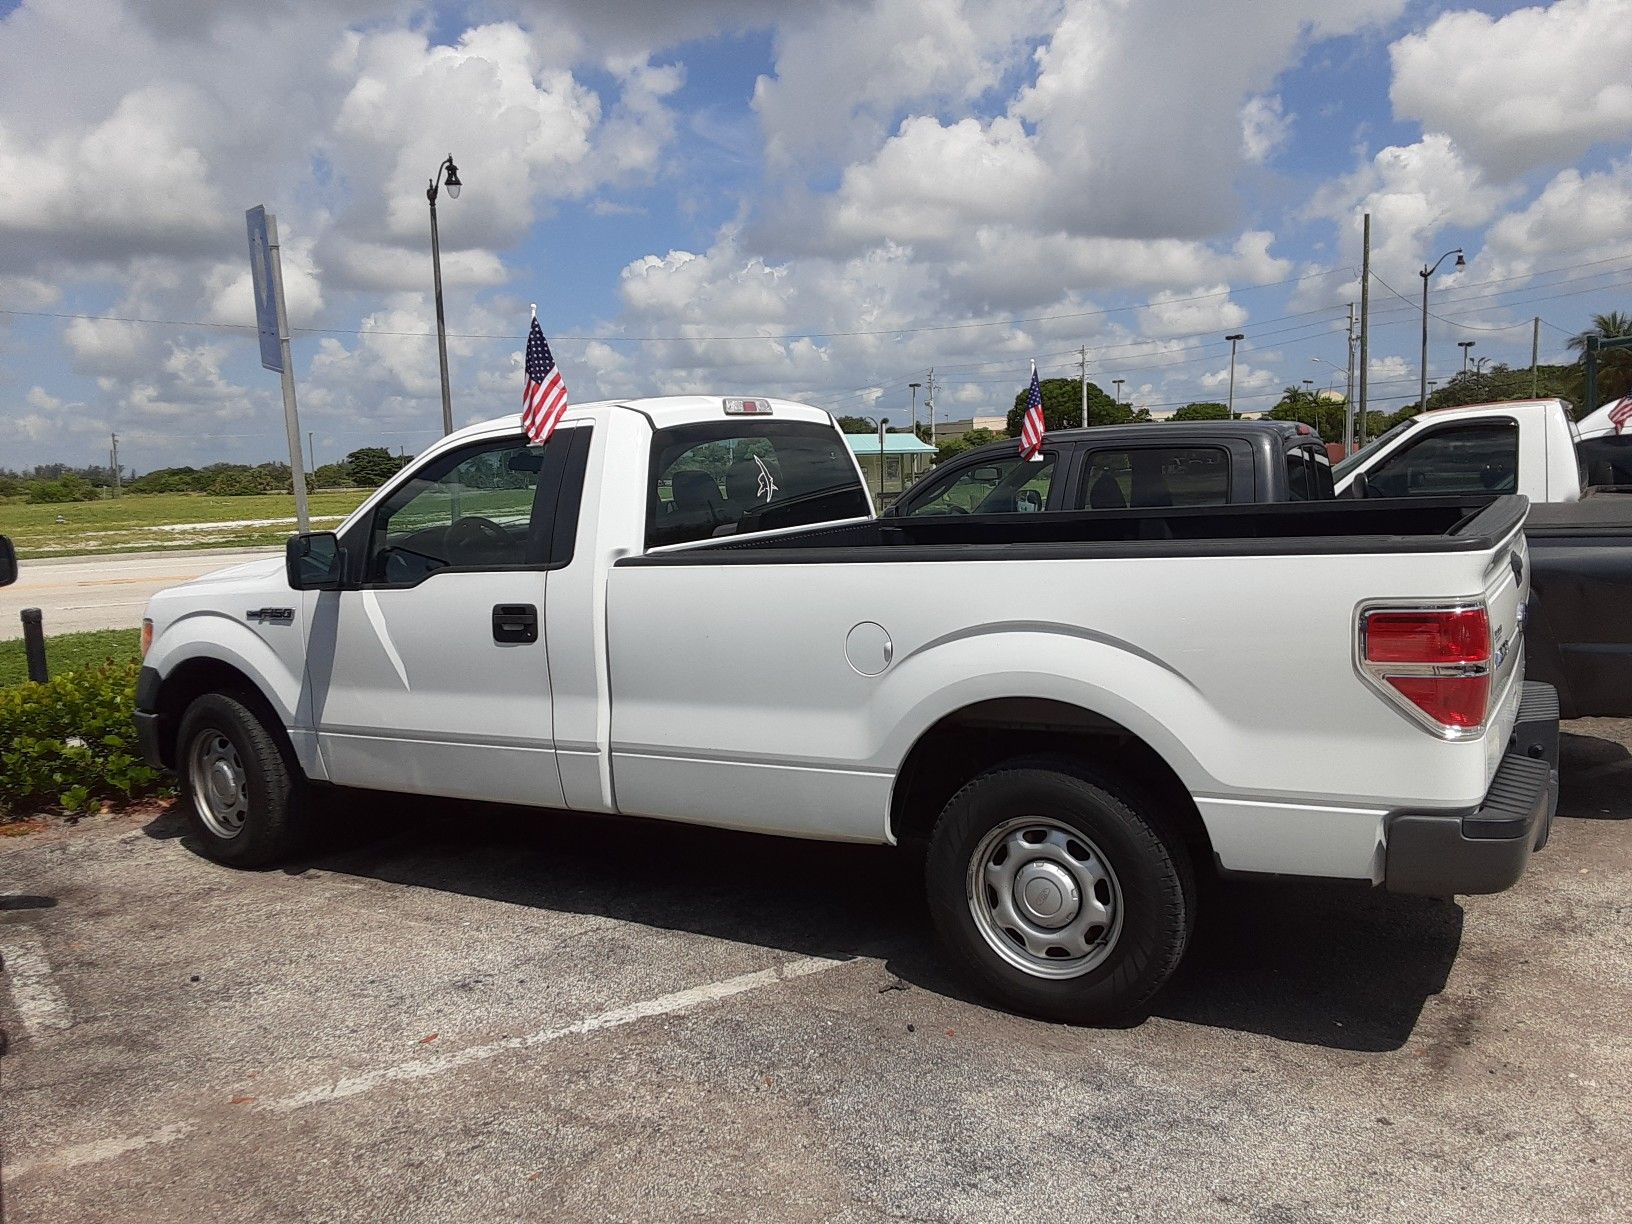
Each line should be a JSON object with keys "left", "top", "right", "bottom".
{"left": 646, "top": 419, "right": 871, "bottom": 548}
{"left": 1079, "top": 446, "right": 1230, "bottom": 509}
{"left": 1286, "top": 445, "right": 1334, "bottom": 501}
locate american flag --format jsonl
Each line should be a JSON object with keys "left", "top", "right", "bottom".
{"left": 1610, "top": 395, "right": 1632, "bottom": 435}
{"left": 1019, "top": 363, "right": 1045, "bottom": 460}
{"left": 521, "top": 313, "right": 569, "bottom": 446}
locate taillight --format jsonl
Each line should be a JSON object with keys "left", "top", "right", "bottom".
{"left": 1359, "top": 606, "right": 1492, "bottom": 735}
{"left": 140, "top": 618, "right": 153, "bottom": 658}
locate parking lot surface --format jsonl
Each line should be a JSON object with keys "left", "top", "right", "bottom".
{"left": 3, "top": 722, "right": 1630, "bottom": 1222}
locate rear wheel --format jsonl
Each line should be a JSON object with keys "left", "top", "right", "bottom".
{"left": 925, "top": 757, "right": 1195, "bottom": 1023}
{"left": 177, "top": 692, "right": 309, "bottom": 867}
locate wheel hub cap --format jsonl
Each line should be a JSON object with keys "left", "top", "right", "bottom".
{"left": 965, "top": 817, "right": 1124, "bottom": 980}
{"left": 188, "top": 730, "right": 248, "bottom": 840}
{"left": 1015, "top": 861, "right": 1079, "bottom": 928}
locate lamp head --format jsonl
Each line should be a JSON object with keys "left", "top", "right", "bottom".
{"left": 443, "top": 157, "right": 461, "bottom": 199}
{"left": 1454, "top": 251, "right": 1465, "bottom": 268}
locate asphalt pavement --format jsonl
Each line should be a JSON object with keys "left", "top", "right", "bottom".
{"left": 0, "top": 549, "right": 274, "bottom": 639}
{"left": 2, "top": 721, "right": 1629, "bottom": 1221}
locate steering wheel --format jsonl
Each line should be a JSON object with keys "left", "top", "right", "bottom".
{"left": 446, "top": 516, "right": 510, "bottom": 554}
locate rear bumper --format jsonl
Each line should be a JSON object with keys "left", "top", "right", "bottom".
{"left": 1383, "top": 682, "right": 1559, "bottom": 897}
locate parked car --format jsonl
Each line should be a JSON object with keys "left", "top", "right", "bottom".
{"left": 135, "top": 396, "right": 1556, "bottom": 1023}
{"left": 886, "top": 420, "right": 1334, "bottom": 518}
{"left": 1335, "top": 399, "right": 1632, "bottom": 718}
{"left": 0, "top": 535, "right": 15, "bottom": 586}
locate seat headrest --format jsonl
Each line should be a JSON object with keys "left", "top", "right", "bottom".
{"left": 670, "top": 469, "right": 721, "bottom": 509}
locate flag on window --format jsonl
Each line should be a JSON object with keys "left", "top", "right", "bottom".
{"left": 521, "top": 309, "right": 569, "bottom": 446}
{"left": 1019, "top": 362, "right": 1045, "bottom": 460}
{"left": 1610, "top": 395, "right": 1632, "bottom": 435}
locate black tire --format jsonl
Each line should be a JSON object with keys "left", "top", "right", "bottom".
{"left": 925, "top": 756, "right": 1196, "bottom": 1024}
{"left": 175, "top": 691, "right": 310, "bottom": 868}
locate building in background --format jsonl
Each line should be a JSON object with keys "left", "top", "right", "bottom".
{"left": 844, "top": 433, "right": 938, "bottom": 504}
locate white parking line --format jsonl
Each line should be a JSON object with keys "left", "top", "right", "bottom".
{"left": 0, "top": 936, "right": 71, "bottom": 1039}
{"left": 8, "top": 952, "right": 852, "bottom": 1179}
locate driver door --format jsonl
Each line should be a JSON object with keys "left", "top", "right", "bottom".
{"left": 306, "top": 429, "right": 583, "bottom": 809}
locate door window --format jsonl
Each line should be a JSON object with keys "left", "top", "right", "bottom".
{"left": 904, "top": 454, "right": 1056, "bottom": 515}
{"left": 366, "top": 435, "right": 556, "bottom": 584}
{"left": 1365, "top": 421, "right": 1518, "bottom": 497}
{"left": 1080, "top": 447, "right": 1229, "bottom": 509}
{"left": 1579, "top": 435, "right": 1632, "bottom": 486}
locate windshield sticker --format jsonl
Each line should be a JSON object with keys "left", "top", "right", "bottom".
{"left": 754, "top": 454, "right": 779, "bottom": 502}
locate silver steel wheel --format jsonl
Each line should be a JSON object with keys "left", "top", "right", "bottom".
{"left": 187, "top": 729, "right": 248, "bottom": 840}
{"left": 966, "top": 816, "right": 1123, "bottom": 980}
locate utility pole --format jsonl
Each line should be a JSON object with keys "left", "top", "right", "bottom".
{"left": 109, "top": 432, "right": 120, "bottom": 499}
{"left": 307, "top": 431, "right": 315, "bottom": 474}
{"left": 925, "top": 369, "right": 936, "bottom": 447}
{"left": 1079, "top": 345, "right": 1088, "bottom": 428}
{"left": 1532, "top": 317, "right": 1541, "bottom": 396}
{"left": 1344, "top": 304, "right": 1356, "bottom": 453}
{"left": 1225, "top": 333, "right": 1245, "bottom": 420}
{"left": 1358, "top": 212, "right": 1371, "bottom": 447}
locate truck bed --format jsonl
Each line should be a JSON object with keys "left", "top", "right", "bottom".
{"left": 638, "top": 495, "right": 1526, "bottom": 563}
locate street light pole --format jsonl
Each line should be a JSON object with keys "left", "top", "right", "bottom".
{"left": 909, "top": 381, "right": 921, "bottom": 438}
{"left": 1459, "top": 340, "right": 1475, "bottom": 374}
{"left": 1225, "top": 333, "right": 1245, "bottom": 420}
{"left": 426, "top": 154, "right": 463, "bottom": 437}
{"left": 1113, "top": 378, "right": 1125, "bottom": 408}
{"left": 1419, "top": 247, "right": 1464, "bottom": 413}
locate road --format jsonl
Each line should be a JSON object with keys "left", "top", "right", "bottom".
{"left": 2, "top": 722, "right": 1629, "bottom": 1221}
{"left": 0, "top": 548, "right": 274, "bottom": 639}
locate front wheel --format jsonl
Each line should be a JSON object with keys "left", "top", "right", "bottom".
{"left": 177, "top": 692, "right": 309, "bottom": 867}
{"left": 925, "top": 758, "right": 1195, "bottom": 1023}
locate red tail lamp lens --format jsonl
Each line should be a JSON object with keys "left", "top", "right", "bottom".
{"left": 1365, "top": 609, "right": 1490, "bottom": 665}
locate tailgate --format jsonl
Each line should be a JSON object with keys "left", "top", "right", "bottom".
{"left": 1480, "top": 524, "right": 1529, "bottom": 772}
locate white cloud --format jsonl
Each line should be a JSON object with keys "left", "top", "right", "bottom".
{"left": 1139, "top": 285, "right": 1249, "bottom": 338}
{"left": 1390, "top": 0, "right": 1632, "bottom": 178}
{"left": 1240, "top": 94, "right": 1292, "bottom": 164}
{"left": 1481, "top": 161, "right": 1632, "bottom": 278}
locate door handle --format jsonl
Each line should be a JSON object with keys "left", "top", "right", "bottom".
{"left": 492, "top": 603, "right": 538, "bottom": 644}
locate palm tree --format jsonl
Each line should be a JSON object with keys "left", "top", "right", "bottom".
{"left": 1568, "top": 311, "right": 1632, "bottom": 408}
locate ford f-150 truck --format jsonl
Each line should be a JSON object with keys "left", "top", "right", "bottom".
{"left": 135, "top": 397, "right": 1557, "bottom": 1023}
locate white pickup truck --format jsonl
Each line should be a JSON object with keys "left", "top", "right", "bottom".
{"left": 136, "top": 397, "right": 1558, "bottom": 1022}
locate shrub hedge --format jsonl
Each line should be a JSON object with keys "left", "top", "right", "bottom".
{"left": 0, "top": 660, "right": 172, "bottom": 818}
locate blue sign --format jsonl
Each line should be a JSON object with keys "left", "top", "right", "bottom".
{"left": 245, "top": 206, "right": 282, "bottom": 372}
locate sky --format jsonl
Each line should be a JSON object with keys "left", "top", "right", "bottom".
{"left": 2, "top": 0, "right": 1632, "bottom": 473}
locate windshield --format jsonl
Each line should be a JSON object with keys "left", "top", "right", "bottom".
{"left": 1333, "top": 418, "right": 1417, "bottom": 481}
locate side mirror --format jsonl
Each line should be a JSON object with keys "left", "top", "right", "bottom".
{"left": 1346, "top": 471, "right": 1371, "bottom": 499}
{"left": 286, "top": 532, "right": 346, "bottom": 590}
{"left": 0, "top": 535, "right": 15, "bottom": 587}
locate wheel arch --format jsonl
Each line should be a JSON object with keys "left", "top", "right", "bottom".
{"left": 150, "top": 656, "right": 296, "bottom": 773}
{"left": 888, "top": 696, "right": 1214, "bottom": 872}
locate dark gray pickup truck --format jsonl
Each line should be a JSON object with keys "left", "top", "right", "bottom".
{"left": 885, "top": 421, "right": 1333, "bottom": 518}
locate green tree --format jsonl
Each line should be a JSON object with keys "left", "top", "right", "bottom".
{"left": 1169, "top": 401, "right": 1230, "bottom": 422}
{"left": 935, "top": 428, "right": 1002, "bottom": 463}
{"left": 835, "top": 415, "right": 875, "bottom": 433}
{"left": 346, "top": 447, "right": 408, "bottom": 487}
{"left": 1568, "top": 310, "right": 1632, "bottom": 406}
{"left": 1006, "top": 377, "right": 1131, "bottom": 436}
{"left": 311, "top": 462, "right": 353, "bottom": 489}
{"left": 1266, "top": 388, "right": 1349, "bottom": 442}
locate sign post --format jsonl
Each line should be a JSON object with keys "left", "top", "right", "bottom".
{"left": 246, "top": 205, "right": 310, "bottom": 533}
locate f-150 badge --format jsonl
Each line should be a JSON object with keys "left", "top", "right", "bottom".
{"left": 246, "top": 607, "right": 295, "bottom": 624}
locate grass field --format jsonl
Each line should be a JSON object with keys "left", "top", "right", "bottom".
{"left": 0, "top": 490, "right": 371, "bottom": 557}
{"left": 0, "top": 627, "right": 141, "bottom": 688}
